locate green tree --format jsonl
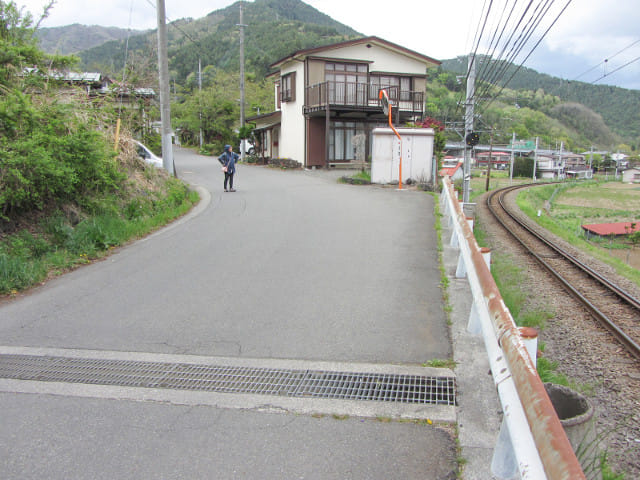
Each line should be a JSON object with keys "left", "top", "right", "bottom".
{"left": 0, "top": 1, "right": 122, "bottom": 221}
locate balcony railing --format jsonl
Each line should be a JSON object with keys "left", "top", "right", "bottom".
{"left": 305, "top": 81, "right": 423, "bottom": 113}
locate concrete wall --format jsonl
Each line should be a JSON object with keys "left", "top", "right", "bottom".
{"left": 371, "top": 128, "right": 435, "bottom": 184}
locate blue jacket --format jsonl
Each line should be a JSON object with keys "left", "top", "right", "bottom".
{"left": 218, "top": 147, "right": 239, "bottom": 174}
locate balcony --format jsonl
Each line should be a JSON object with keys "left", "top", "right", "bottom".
{"left": 304, "top": 81, "right": 424, "bottom": 115}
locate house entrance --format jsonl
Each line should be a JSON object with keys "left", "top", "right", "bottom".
{"left": 329, "top": 121, "right": 368, "bottom": 163}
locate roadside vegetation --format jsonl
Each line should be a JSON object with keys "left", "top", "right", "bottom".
{"left": 0, "top": 2, "right": 198, "bottom": 296}
{"left": 516, "top": 180, "right": 640, "bottom": 287}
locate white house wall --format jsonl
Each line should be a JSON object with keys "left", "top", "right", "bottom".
{"left": 318, "top": 43, "right": 431, "bottom": 74}
{"left": 279, "top": 61, "right": 306, "bottom": 164}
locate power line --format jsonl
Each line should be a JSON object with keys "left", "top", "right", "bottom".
{"left": 476, "top": 0, "right": 557, "bottom": 102}
{"left": 452, "top": 0, "right": 494, "bottom": 119}
{"left": 590, "top": 55, "right": 640, "bottom": 85}
{"left": 573, "top": 38, "right": 640, "bottom": 82}
{"left": 478, "top": 0, "right": 573, "bottom": 113}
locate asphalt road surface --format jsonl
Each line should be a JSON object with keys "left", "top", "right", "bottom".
{"left": 0, "top": 147, "right": 456, "bottom": 479}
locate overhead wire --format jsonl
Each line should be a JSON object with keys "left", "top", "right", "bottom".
{"left": 590, "top": 55, "right": 640, "bottom": 85}
{"left": 481, "top": 0, "right": 550, "bottom": 87}
{"left": 452, "top": 0, "right": 494, "bottom": 121}
{"left": 478, "top": 0, "right": 573, "bottom": 113}
{"left": 118, "top": 0, "right": 135, "bottom": 115}
{"left": 474, "top": 0, "right": 536, "bottom": 102}
{"left": 474, "top": 0, "right": 555, "bottom": 104}
{"left": 573, "top": 38, "right": 640, "bottom": 83}
{"left": 474, "top": 0, "right": 519, "bottom": 83}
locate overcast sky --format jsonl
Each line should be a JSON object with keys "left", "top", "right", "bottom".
{"left": 18, "top": 0, "right": 640, "bottom": 90}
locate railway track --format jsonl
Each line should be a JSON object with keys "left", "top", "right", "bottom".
{"left": 487, "top": 183, "right": 640, "bottom": 360}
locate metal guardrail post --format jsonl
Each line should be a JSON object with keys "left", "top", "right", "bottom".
{"left": 440, "top": 177, "right": 586, "bottom": 480}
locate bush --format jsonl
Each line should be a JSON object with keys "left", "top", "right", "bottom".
{"left": 0, "top": 99, "right": 123, "bottom": 221}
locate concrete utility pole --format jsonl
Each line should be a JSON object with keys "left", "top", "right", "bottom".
{"left": 533, "top": 136, "right": 539, "bottom": 182}
{"left": 463, "top": 54, "right": 476, "bottom": 203}
{"left": 198, "top": 58, "right": 203, "bottom": 149}
{"left": 237, "top": 1, "right": 247, "bottom": 161}
{"left": 485, "top": 127, "right": 494, "bottom": 192}
{"left": 156, "top": 0, "right": 174, "bottom": 175}
{"left": 510, "top": 132, "right": 516, "bottom": 184}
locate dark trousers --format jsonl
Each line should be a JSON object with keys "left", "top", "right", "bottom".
{"left": 224, "top": 172, "right": 234, "bottom": 190}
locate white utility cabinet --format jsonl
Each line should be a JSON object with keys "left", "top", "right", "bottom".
{"left": 371, "top": 127, "right": 435, "bottom": 185}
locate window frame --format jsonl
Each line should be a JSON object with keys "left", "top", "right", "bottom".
{"left": 281, "top": 72, "right": 296, "bottom": 103}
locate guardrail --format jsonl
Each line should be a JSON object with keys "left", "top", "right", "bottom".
{"left": 440, "top": 177, "right": 585, "bottom": 479}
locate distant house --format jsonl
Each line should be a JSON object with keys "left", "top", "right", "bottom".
{"left": 475, "top": 151, "right": 510, "bottom": 170}
{"left": 582, "top": 222, "right": 640, "bottom": 239}
{"left": 24, "top": 68, "right": 155, "bottom": 104}
{"left": 439, "top": 162, "right": 463, "bottom": 181}
{"left": 566, "top": 165, "right": 593, "bottom": 180}
{"left": 249, "top": 36, "right": 440, "bottom": 168}
{"left": 623, "top": 168, "right": 640, "bottom": 183}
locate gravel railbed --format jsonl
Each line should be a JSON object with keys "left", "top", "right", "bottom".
{"left": 475, "top": 189, "right": 640, "bottom": 478}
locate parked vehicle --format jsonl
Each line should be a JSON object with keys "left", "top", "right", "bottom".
{"left": 133, "top": 140, "right": 162, "bottom": 168}
{"left": 239, "top": 139, "right": 255, "bottom": 156}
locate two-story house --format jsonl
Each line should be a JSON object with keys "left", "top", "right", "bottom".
{"left": 249, "top": 36, "right": 440, "bottom": 168}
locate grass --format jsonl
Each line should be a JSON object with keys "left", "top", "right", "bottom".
{"left": 516, "top": 180, "right": 640, "bottom": 287}
{"left": 475, "top": 217, "right": 553, "bottom": 330}
{"left": 0, "top": 187, "right": 199, "bottom": 296}
{"left": 601, "top": 452, "right": 626, "bottom": 480}
{"left": 340, "top": 170, "right": 371, "bottom": 185}
{"left": 431, "top": 192, "right": 452, "bottom": 318}
{"left": 424, "top": 359, "right": 457, "bottom": 369}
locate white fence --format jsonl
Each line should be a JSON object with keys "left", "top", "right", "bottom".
{"left": 440, "top": 177, "right": 585, "bottom": 479}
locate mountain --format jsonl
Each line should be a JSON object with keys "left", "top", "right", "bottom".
{"left": 36, "top": 24, "right": 148, "bottom": 56}
{"left": 75, "top": 0, "right": 360, "bottom": 80}
{"left": 441, "top": 56, "right": 640, "bottom": 143}
{"left": 34, "top": 0, "right": 638, "bottom": 149}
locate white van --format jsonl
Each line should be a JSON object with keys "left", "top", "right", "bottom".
{"left": 133, "top": 140, "right": 162, "bottom": 168}
{"left": 239, "top": 139, "right": 255, "bottom": 156}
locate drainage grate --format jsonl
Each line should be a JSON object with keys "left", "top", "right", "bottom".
{"left": 0, "top": 354, "right": 456, "bottom": 406}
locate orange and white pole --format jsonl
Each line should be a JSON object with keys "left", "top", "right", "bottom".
{"left": 379, "top": 89, "right": 402, "bottom": 190}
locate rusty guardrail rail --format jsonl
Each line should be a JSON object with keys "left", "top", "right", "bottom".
{"left": 440, "top": 177, "right": 585, "bottom": 479}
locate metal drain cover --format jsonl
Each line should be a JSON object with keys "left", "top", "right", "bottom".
{"left": 0, "top": 354, "right": 456, "bottom": 406}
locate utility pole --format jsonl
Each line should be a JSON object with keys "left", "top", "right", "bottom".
{"left": 533, "top": 136, "right": 539, "bottom": 182}
{"left": 510, "top": 132, "right": 515, "bottom": 184}
{"left": 463, "top": 54, "right": 476, "bottom": 203}
{"left": 237, "top": 1, "right": 247, "bottom": 161}
{"left": 198, "top": 59, "right": 203, "bottom": 150}
{"left": 156, "top": 0, "right": 174, "bottom": 175}
{"left": 559, "top": 141, "right": 564, "bottom": 179}
{"left": 485, "top": 127, "right": 494, "bottom": 192}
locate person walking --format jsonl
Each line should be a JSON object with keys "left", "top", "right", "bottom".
{"left": 218, "top": 144, "right": 239, "bottom": 192}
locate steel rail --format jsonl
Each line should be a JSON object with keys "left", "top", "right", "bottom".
{"left": 487, "top": 184, "right": 640, "bottom": 360}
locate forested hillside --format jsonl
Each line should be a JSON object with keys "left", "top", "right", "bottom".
{"left": 441, "top": 56, "right": 640, "bottom": 144}
{"left": 77, "top": 0, "right": 360, "bottom": 80}
{"left": 36, "top": 24, "right": 146, "bottom": 55}
{"left": 35, "top": 0, "right": 639, "bottom": 154}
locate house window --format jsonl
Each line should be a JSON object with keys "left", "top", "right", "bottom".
{"left": 281, "top": 72, "right": 295, "bottom": 102}
{"left": 325, "top": 62, "right": 368, "bottom": 104}
{"left": 369, "top": 75, "right": 412, "bottom": 101}
{"left": 329, "top": 121, "right": 367, "bottom": 162}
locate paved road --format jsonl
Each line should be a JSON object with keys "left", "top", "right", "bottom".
{"left": 0, "top": 147, "right": 457, "bottom": 479}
